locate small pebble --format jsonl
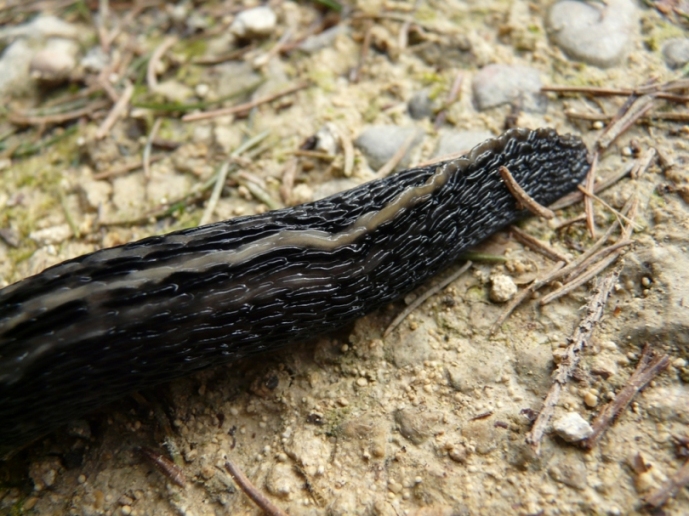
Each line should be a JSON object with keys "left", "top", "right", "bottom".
{"left": 448, "top": 445, "right": 468, "bottom": 463}
{"left": 299, "top": 25, "right": 349, "bottom": 54}
{"left": 29, "top": 224, "right": 72, "bottom": 246}
{"left": 472, "top": 64, "right": 545, "bottom": 112}
{"left": 29, "top": 38, "right": 79, "bottom": 81}
{"left": 584, "top": 391, "right": 599, "bottom": 408}
{"left": 552, "top": 412, "right": 593, "bottom": 442}
{"left": 489, "top": 274, "right": 518, "bottom": 303}
{"left": 354, "top": 125, "right": 424, "bottom": 171}
{"left": 662, "top": 38, "right": 689, "bottom": 70}
{"left": 407, "top": 89, "right": 435, "bottom": 120}
{"left": 314, "top": 123, "right": 340, "bottom": 156}
{"left": 195, "top": 83, "right": 209, "bottom": 97}
{"left": 230, "top": 6, "right": 277, "bottom": 39}
{"left": 546, "top": 0, "right": 637, "bottom": 68}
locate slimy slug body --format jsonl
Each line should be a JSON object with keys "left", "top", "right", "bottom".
{"left": 0, "top": 128, "right": 589, "bottom": 457}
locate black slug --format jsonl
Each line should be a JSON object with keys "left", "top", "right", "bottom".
{"left": 0, "top": 127, "right": 590, "bottom": 457}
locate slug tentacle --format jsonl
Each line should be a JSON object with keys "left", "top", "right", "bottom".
{"left": 0, "top": 127, "right": 590, "bottom": 457}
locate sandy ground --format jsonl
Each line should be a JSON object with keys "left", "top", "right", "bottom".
{"left": 1, "top": 1, "right": 689, "bottom": 515}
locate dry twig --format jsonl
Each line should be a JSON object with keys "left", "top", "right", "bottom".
{"left": 143, "top": 118, "right": 162, "bottom": 179}
{"left": 584, "top": 151, "right": 598, "bottom": 237}
{"left": 339, "top": 126, "right": 355, "bottom": 178}
{"left": 9, "top": 100, "right": 110, "bottom": 126}
{"left": 279, "top": 158, "right": 299, "bottom": 205}
{"left": 551, "top": 161, "right": 634, "bottom": 210}
{"left": 384, "top": 261, "right": 472, "bottom": 338}
{"left": 509, "top": 225, "right": 570, "bottom": 263}
{"left": 583, "top": 343, "right": 670, "bottom": 450}
{"left": 147, "top": 36, "right": 178, "bottom": 90}
{"left": 349, "top": 20, "right": 373, "bottom": 83}
{"left": 596, "top": 94, "right": 657, "bottom": 151}
{"left": 541, "top": 84, "right": 689, "bottom": 103}
{"left": 539, "top": 198, "right": 637, "bottom": 306}
{"left": 140, "top": 447, "right": 186, "bottom": 487}
{"left": 224, "top": 459, "right": 289, "bottom": 516}
{"left": 374, "top": 131, "right": 418, "bottom": 180}
{"left": 182, "top": 82, "right": 309, "bottom": 122}
{"left": 525, "top": 268, "right": 620, "bottom": 453}
{"left": 643, "top": 458, "right": 689, "bottom": 510}
{"left": 499, "top": 166, "right": 555, "bottom": 219}
{"left": 200, "top": 161, "right": 231, "bottom": 226}
{"left": 93, "top": 155, "right": 164, "bottom": 180}
{"left": 96, "top": 82, "right": 134, "bottom": 139}
{"left": 434, "top": 71, "right": 464, "bottom": 129}
{"left": 630, "top": 147, "right": 656, "bottom": 179}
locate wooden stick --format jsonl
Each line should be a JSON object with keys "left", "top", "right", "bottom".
{"left": 509, "top": 225, "right": 570, "bottom": 263}
{"left": 643, "top": 458, "right": 689, "bottom": 509}
{"left": 339, "top": 126, "right": 355, "bottom": 178}
{"left": 596, "top": 94, "right": 656, "bottom": 151}
{"left": 224, "top": 459, "right": 289, "bottom": 516}
{"left": 374, "top": 131, "right": 418, "bottom": 179}
{"left": 384, "top": 261, "right": 472, "bottom": 338}
{"left": 525, "top": 268, "right": 620, "bottom": 453}
{"left": 140, "top": 447, "right": 186, "bottom": 487}
{"left": 582, "top": 343, "right": 670, "bottom": 450}
{"left": 9, "top": 100, "right": 110, "bottom": 126}
{"left": 200, "top": 161, "right": 231, "bottom": 226}
{"left": 577, "top": 185, "right": 641, "bottom": 230}
{"left": 96, "top": 82, "right": 134, "bottom": 139}
{"left": 182, "top": 82, "right": 309, "bottom": 122}
{"left": 93, "top": 155, "right": 163, "bottom": 180}
{"left": 538, "top": 242, "right": 631, "bottom": 306}
{"left": 584, "top": 151, "right": 598, "bottom": 237}
{"left": 542, "top": 85, "right": 689, "bottom": 103}
{"left": 550, "top": 162, "right": 633, "bottom": 210}
{"left": 143, "top": 118, "right": 162, "bottom": 179}
{"left": 147, "top": 36, "right": 178, "bottom": 90}
{"left": 499, "top": 166, "right": 555, "bottom": 219}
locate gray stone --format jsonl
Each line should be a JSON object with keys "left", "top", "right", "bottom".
{"left": 552, "top": 412, "right": 593, "bottom": 443}
{"left": 0, "top": 39, "right": 36, "bottom": 97}
{"left": 472, "top": 64, "right": 545, "bottom": 112}
{"left": 662, "top": 38, "right": 689, "bottom": 69}
{"left": 433, "top": 130, "right": 493, "bottom": 158}
{"left": 29, "top": 38, "right": 79, "bottom": 82}
{"left": 547, "top": 0, "right": 637, "bottom": 68}
{"left": 0, "top": 14, "right": 79, "bottom": 40}
{"left": 354, "top": 125, "right": 424, "bottom": 171}
{"left": 407, "top": 89, "right": 435, "bottom": 120}
{"left": 230, "top": 6, "right": 277, "bottom": 39}
{"left": 299, "top": 25, "right": 349, "bottom": 54}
